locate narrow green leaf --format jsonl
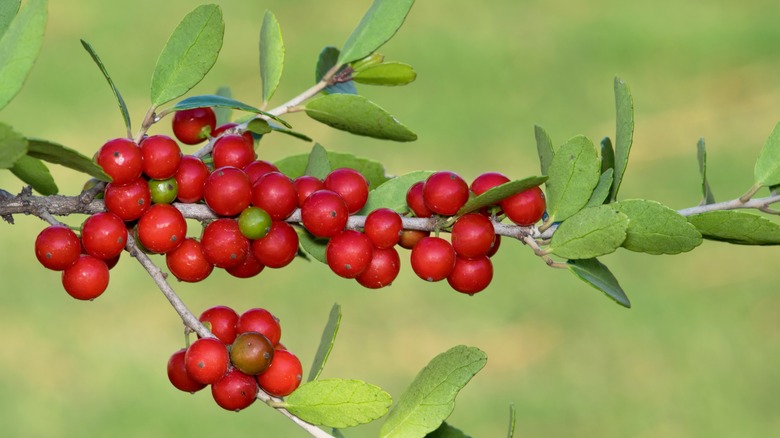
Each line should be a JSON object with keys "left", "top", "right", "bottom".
{"left": 0, "top": 122, "right": 27, "bottom": 169}
{"left": 284, "top": 379, "right": 392, "bottom": 428}
{"left": 426, "top": 423, "right": 471, "bottom": 438}
{"left": 213, "top": 86, "right": 232, "bottom": 125}
{"left": 600, "top": 136, "right": 614, "bottom": 176}
{"left": 507, "top": 404, "right": 517, "bottom": 438}
{"left": 585, "top": 168, "right": 613, "bottom": 208}
{"left": 687, "top": 210, "right": 780, "bottom": 245}
{"left": 171, "top": 94, "right": 260, "bottom": 113}
{"left": 352, "top": 62, "right": 416, "bottom": 86}
{"left": 259, "top": 10, "right": 284, "bottom": 104}
{"left": 150, "top": 4, "right": 224, "bottom": 107}
{"left": 380, "top": 345, "right": 487, "bottom": 438}
{"left": 753, "top": 121, "right": 780, "bottom": 187}
{"left": 612, "top": 199, "right": 702, "bottom": 254}
{"left": 338, "top": 0, "right": 416, "bottom": 65}
{"left": 457, "top": 176, "right": 547, "bottom": 216}
{"left": 333, "top": 429, "right": 347, "bottom": 438}
{"left": 545, "top": 135, "right": 600, "bottom": 222}
{"left": 276, "top": 150, "right": 388, "bottom": 189}
{"left": 10, "top": 154, "right": 57, "bottom": 195}
{"left": 269, "top": 122, "right": 313, "bottom": 142}
{"left": 26, "top": 138, "right": 110, "bottom": 181}
{"left": 360, "top": 170, "right": 434, "bottom": 214}
{"left": 304, "top": 143, "right": 331, "bottom": 179}
{"left": 696, "top": 138, "right": 715, "bottom": 205}
{"left": 567, "top": 258, "right": 631, "bottom": 308}
{"left": 246, "top": 118, "right": 271, "bottom": 136}
{"left": 308, "top": 303, "right": 342, "bottom": 382}
{"left": 315, "top": 46, "right": 356, "bottom": 95}
{"left": 305, "top": 94, "right": 417, "bottom": 142}
{"left": 534, "top": 125, "right": 554, "bottom": 176}
{"left": 611, "top": 77, "right": 634, "bottom": 201}
{"left": 80, "top": 40, "right": 132, "bottom": 138}
{"left": 0, "top": 0, "right": 21, "bottom": 39}
{"left": 0, "top": 0, "right": 47, "bottom": 111}
{"left": 296, "top": 227, "right": 328, "bottom": 264}
{"left": 549, "top": 205, "right": 629, "bottom": 259}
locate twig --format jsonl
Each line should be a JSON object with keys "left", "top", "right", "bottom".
{"left": 257, "top": 391, "right": 335, "bottom": 438}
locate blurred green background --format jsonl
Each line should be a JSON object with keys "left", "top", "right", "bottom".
{"left": 2, "top": 0, "right": 780, "bottom": 437}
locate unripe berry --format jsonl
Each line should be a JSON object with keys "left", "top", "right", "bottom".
{"left": 230, "top": 331, "right": 275, "bottom": 375}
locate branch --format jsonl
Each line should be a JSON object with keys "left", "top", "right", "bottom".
{"left": 257, "top": 391, "right": 335, "bottom": 438}
{"left": 676, "top": 193, "right": 780, "bottom": 216}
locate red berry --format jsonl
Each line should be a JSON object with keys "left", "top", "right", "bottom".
{"left": 356, "top": 247, "right": 400, "bottom": 289}
{"left": 301, "top": 190, "right": 349, "bottom": 238}
{"left": 398, "top": 229, "right": 430, "bottom": 250}
{"left": 200, "top": 218, "right": 249, "bottom": 269}
{"left": 61, "top": 255, "right": 110, "bottom": 300}
{"left": 470, "top": 172, "right": 510, "bottom": 195}
{"left": 364, "top": 208, "right": 402, "bottom": 249}
{"left": 199, "top": 305, "right": 240, "bottom": 345}
{"left": 212, "top": 122, "right": 254, "bottom": 145}
{"left": 203, "top": 166, "right": 252, "bottom": 217}
{"left": 487, "top": 235, "right": 501, "bottom": 257}
{"left": 406, "top": 181, "right": 433, "bottom": 218}
{"left": 175, "top": 156, "right": 210, "bottom": 203}
{"left": 211, "top": 368, "right": 258, "bottom": 411}
{"left": 96, "top": 138, "right": 143, "bottom": 185}
{"left": 212, "top": 134, "right": 256, "bottom": 169}
{"left": 235, "top": 308, "right": 282, "bottom": 346}
{"left": 326, "top": 230, "right": 373, "bottom": 279}
{"left": 137, "top": 204, "right": 187, "bottom": 254}
{"left": 447, "top": 256, "right": 493, "bottom": 295}
{"left": 166, "top": 238, "right": 214, "bottom": 283}
{"left": 257, "top": 349, "right": 303, "bottom": 397}
{"left": 410, "top": 236, "right": 456, "bottom": 282}
{"left": 251, "top": 172, "right": 297, "bottom": 221}
{"left": 251, "top": 221, "right": 299, "bottom": 269}
{"left": 104, "top": 177, "right": 151, "bottom": 221}
{"left": 140, "top": 135, "right": 182, "bottom": 179}
{"left": 243, "top": 160, "right": 280, "bottom": 184}
{"left": 323, "top": 168, "right": 369, "bottom": 214}
{"left": 230, "top": 332, "right": 274, "bottom": 375}
{"left": 184, "top": 337, "right": 229, "bottom": 385}
{"left": 451, "top": 213, "right": 495, "bottom": 259}
{"left": 293, "top": 175, "right": 324, "bottom": 207}
{"left": 172, "top": 107, "right": 216, "bottom": 145}
{"left": 167, "top": 348, "right": 207, "bottom": 393}
{"left": 501, "top": 186, "right": 546, "bottom": 226}
{"left": 423, "top": 171, "right": 469, "bottom": 216}
{"left": 35, "top": 225, "right": 81, "bottom": 271}
{"left": 225, "top": 249, "right": 265, "bottom": 278}
{"left": 81, "top": 212, "right": 128, "bottom": 260}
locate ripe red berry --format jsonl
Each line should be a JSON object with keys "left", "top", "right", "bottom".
{"left": 35, "top": 225, "right": 81, "bottom": 271}
{"left": 356, "top": 246, "right": 401, "bottom": 289}
{"left": 257, "top": 349, "right": 303, "bottom": 397}
{"left": 251, "top": 221, "right": 299, "bottom": 269}
{"left": 61, "top": 255, "right": 110, "bottom": 300}
{"left": 423, "top": 171, "right": 470, "bottom": 216}
{"left": 172, "top": 107, "right": 216, "bottom": 145}
{"left": 225, "top": 249, "right": 265, "bottom": 279}
{"left": 230, "top": 331, "right": 275, "bottom": 375}
{"left": 301, "top": 190, "right": 349, "bottom": 238}
{"left": 175, "top": 155, "right": 210, "bottom": 203}
{"left": 451, "top": 213, "right": 496, "bottom": 259}
{"left": 200, "top": 218, "right": 250, "bottom": 269}
{"left": 137, "top": 204, "right": 187, "bottom": 254}
{"left": 326, "top": 230, "right": 374, "bottom": 279}
{"left": 323, "top": 168, "right": 369, "bottom": 214}
{"left": 81, "top": 212, "right": 128, "bottom": 260}
{"left": 364, "top": 208, "right": 403, "bottom": 249}
{"left": 410, "top": 236, "right": 456, "bottom": 282}
{"left": 104, "top": 177, "right": 151, "bottom": 221}
{"left": 243, "top": 160, "right": 280, "bottom": 184}
{"left": 167, "top": 348, "right": 207, "bottom": 393}
{"left": 203, "top": 166, "right": 252, "bottom": 217}
{"left": 406, "top": 181, "right": 433, "bottom": 218}
{"left": 140, "top": 135, "right": 182, "bottom": 179}
{"left": 470, "top": 171, "right": 510, "bottom": 196}
{"left": 398, "top": 229, "right": 430, "bottom": 250}
{"left": 212, "top": 122, "right": 254, "bottom": 145}
{"left": 199, "top": 305, "right": 239, "bottom": 345}
{"left": 235, "top": 308, "right": 282, "bottom": 346}
{"left": 211, "top": 368, "right": 258, "bottom": 411}
{"left": 293, "top": 175, "right": 324, "bottom": 207}
{"left": 212, "top": 134, "right": 256, "bottom": 169}
{"left": 251, "top": 172, "right": 297, "bottom": 221}
{"left": 96, "top": 138, "right": 143, "bottom": 185}
{"left": 165, "top": 238, "right": 214, "bottom": 283}
{"left": 447, "top": 256, "right": 493, "bottom": 295}
{"left": 501, "top": 186, "right": 546, "bottom": 226}
{"left": 487, "top": 235, "right": 501, "bottom": 257}
{"left": 184, "top": 337, "right": 230, "bottom": 385}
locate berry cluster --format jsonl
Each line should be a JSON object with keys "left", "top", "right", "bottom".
{"left": 167, "top": 306, "right": 303, "bottom": 411}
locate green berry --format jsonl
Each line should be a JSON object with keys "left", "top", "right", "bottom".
{"left": 238, "top": 207, "right": 273, "bottom": 240}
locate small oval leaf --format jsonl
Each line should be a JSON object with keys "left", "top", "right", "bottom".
{"left": 352, "top": 62, "right": 416, "bottom": 86}
{"left": 360, "top": 170, "right": 434, "bottom": 214}
{"left": 259, "top": 10, "right": 284, "bottom": 104}
{"left": 567, "top": 258, "right": 630, "bottom": 308}
{"left": 585, "top": 168, "right": 613, "bottom": 208}
{"left": 457, "top": 176, "right": 547, "bottom": 216}
{"left": 308, "top": 303, "right": 342, "bottom": 382}
{"left": 10, "top": 154, "right": 57, "bottom": 195}
{"left": 338, "top": 0, "right": 416, "bottom": 65}
{"left": 687, "top": 210, "right": 780, "bottom": 245}
{"left": 284, "top": 379, "right": 392, "bottom": 429}
{"left": 269, "top": 122, "right": 312, "bottom": 142}
{"left": 0, "top": 0, "right": 47, "bottom": 111}
{"left": 305, "top": 94, "right": 417, "bottom": 141}
{"left": 545, "top": 135, "right": 600, "bottom": 222}
{"left": 296, "top": 227, "right": 328, "bottom": 264}
{"left": 26, "top": 138, "right": 110, "bottom": 181}
{"left": 612, "top": 199, "right": 702, "bottom": 254}
{"left": 0, "top": 122, "right": 27, "bottom": 169}
{"left": 549, "top": 205, "right": 629, "bottom": 259}
{"left": 171, "top": 94, "right": 260, "bottom": 113}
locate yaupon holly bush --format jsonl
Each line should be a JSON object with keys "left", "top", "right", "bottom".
{"left": 3, "top": 0, "right": 780, "bottom": 436}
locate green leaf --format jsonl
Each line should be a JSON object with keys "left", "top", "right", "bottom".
{"left": 352, "top": 62, "right": 416, "bottom": 86}
{"left": 380, "top": 345, "right": 487, "bottom": 438}
{"left": 150, "top": 4, "right": 224, "bottom": 107}
{"left": 305, "top": 94, "right": 417, "bottom": 142}
{"left": 171, "top": 94, "right": 261, "bottom": 113}
{"left": 305, "top": 143, "right": 332, "bottom": 180}
{"left": 259, "top": 10, "right": 284, "bottom": 104}
{"left": 549, "top": 205, "right": 629, "bottom": 259}
{"left": 0, "top": 0, "right": 47, "bottom": 112}
{"left": 457, "top": 176, "right": 548, "bottom": 216}
{"left": 612, "top": 199, "right": 702, "bottom": 254}
{"left": 544, "top": 135, "right": 600, "bottom": 222}
{"left": 0, "top": 0, "right": 21, "bottom": 39}
{"left": 296, "top": 227, "right": 328, "bottom": 264}
{"left": 0, "top": 122, "right": 27, "bottom": 169}
{"left": 10, "top": 154, "right": 57, "bottom": 195}
{"left": 80, "top": 40, "right": 132, "bottom": 138}
{"left": 611, "top": 77, "right": 634, "bottom": 201}
{"left": 567, "top": 258, "right": 631, "bottom": 308}
{"left": 269, "top": 122, "right": 312, "bottom": 142}
{"left": 284, "top": 379, "right": 392, "bottom": 428}
{"left": 315, "top": 46, "right": 356, "bottom": 95}
{"left": 333, "top": 429, "right": 347, "bottom": 438}
{"left": 600, "top": 136, "right": 614, "bottom": 176}
{"left": 696, "top": 138, "right": 715, "bottom": 205}
{"left": 534, "top": 125, "right": 554, "bottom": 177}
{"left": 507, "top": 404, "right": 517, "bottom": 438}
{"left": 246, "top": 118, "right": 271, "bottom": 136}
{"left": 338, "top": 0, "right": 416, "bottom": 65}
{"left": 753, "top": 121, "right": 780, "bottom": 187}
{"left": 276, "top": 150, "right": 388, "bottom": 189}
{"left": 585, "top": 168, "right": 613, "bottom": 208}
{"left": 360, "top": 170, "right": 434, "bottom": 214}
{"left": 26, "top": 138, "right": 110, "bottom": 181}
{"left": 687, "top": 210, "right": 780, "bottom": 245}
{"left": 426, "top": 423, "right": 471, "bottom": 438}
{"left": 213, "top": 86, "right": 232, "bottom": 125}
{"left": 308, "top": 303, "right": 342, "bottom": 382}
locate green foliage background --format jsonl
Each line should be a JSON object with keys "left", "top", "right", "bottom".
{"left": 2, "top": 0, "right": 780, "bottom": 436}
